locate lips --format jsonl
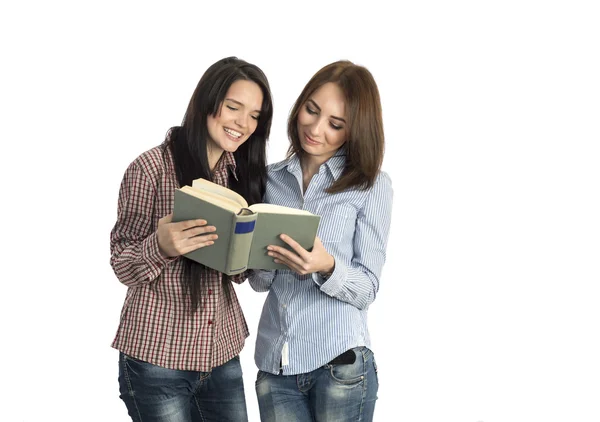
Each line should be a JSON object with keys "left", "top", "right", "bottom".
{"left": 303, "top": 133, "right": 320, "bottom": 146}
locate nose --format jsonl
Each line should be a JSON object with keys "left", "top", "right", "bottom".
{"left": 235, "top": 113, "right": 248, "bottom": 129}
{"left": 309, "top": 117, "right": 326, "bottom": 137}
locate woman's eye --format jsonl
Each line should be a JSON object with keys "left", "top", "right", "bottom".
{"left": 305, "top": 105, "right": 317, "bottom": 115}
{"left": 330, "top": 123, "right": 343, "bottom": 130}
{"left": 227, "top": 105, "right": 238, "bottom": 111}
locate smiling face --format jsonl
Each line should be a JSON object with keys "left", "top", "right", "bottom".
{"left": 206, "top": 79, "right": 264, "bottom": 156}
{"left": 296, "top": 82, "right": 348, "bottom": 162}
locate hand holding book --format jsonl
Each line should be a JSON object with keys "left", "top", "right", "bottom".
{"left": 266, "top": 235, "right": 335, "bottom": 277}
{"left": 156, "top": 213, "right": 218, "bottom": 258}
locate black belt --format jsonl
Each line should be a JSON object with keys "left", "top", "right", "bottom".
{"left": 278, "top": 348, "right": 357, "bottom": 374}
{"left": 328, "top": 349, "right": 356, "bottom": 365}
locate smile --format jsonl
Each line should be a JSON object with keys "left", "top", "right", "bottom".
{"left": 224, "top": 127, "right": 242, "bottom": 139}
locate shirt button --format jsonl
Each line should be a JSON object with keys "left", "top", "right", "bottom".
{"left": 282, "top": 304, "right": 287, "bottom": 308}
{"left": 208, "top": 320, "right": 213, "bottom": 325}
{"left": 208, "top": 289, "right": 212, "bottom": 295}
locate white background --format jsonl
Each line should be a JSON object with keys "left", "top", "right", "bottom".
{"left": 1, "top": 1, "right": 599, "bottom": 421}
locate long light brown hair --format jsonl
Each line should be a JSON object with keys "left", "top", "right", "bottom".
{"left": 287, "top": 60, "right": 384, "bottom": 193}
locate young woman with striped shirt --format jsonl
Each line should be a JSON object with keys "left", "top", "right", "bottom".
{"left": 110, "top": 57, "right": 273, "bottom": 422}
{"left": 249, "top": 60, "right": 393, "bottom": 422}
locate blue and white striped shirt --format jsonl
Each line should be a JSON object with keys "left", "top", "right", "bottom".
{"left": 249, "top": 148, "right": 393, "bottom": 375}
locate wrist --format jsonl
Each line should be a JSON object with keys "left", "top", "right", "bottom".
{"left": 319, "top": 255, "right": 335, "bottom": 278}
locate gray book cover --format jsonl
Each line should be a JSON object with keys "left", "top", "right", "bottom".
{"left": 172, "top": 188, "right": 320, "bottom": 275}
{"left": 172, "top": 190, "right": 252, "bottom": 274}
{"left": 247, "top": 213, "right": 321, "bottom": 270}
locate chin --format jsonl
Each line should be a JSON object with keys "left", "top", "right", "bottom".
{"left": 222, "top": 140, "right": 245, "bottom": 153}
{"left": 301, "top": 144, "right": 321, "bottom": 154}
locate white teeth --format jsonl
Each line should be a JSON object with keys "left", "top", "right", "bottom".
{"left": 224, "top": 128, "right": 242, "bottom": 138}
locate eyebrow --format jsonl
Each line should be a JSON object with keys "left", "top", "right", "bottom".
{"left": 225, "top": 98, "right": 261, "bottom": 114}
{"left": 307, "top": 99, "right": 346, "bottom": 123}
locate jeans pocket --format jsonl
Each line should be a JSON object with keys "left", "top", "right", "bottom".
{"left": 256, "top": 370, "right": 270, "bottom": 385}
{"left": 372, "top": 356, "right": 379, "bottom": 385}
{"left": 122, "top": 353, "right": 146, "bottom": 364}
{"left": 328, "top": 354, "right": 365, "bottom": 385}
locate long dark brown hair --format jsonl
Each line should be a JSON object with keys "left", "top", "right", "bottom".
{"left": 287, "top": 60, "right": 384, "bottom": 193}
{"left": 168, "top": 57, "right": 273, "bottom": 311}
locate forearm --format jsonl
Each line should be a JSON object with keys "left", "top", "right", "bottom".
{"left": 248, "top": 269, "right": 276, "bottom": 292}
{"left": 110, "top": 230, "right": 176, "bottom": 287}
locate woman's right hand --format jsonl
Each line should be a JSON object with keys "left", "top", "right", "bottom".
{"left": 156, "top": 213, "right": 217, "bottom": 257}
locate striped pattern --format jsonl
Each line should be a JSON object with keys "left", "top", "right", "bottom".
{"left": 249, "top": 148, "right": 393, "bottom": 375}
{"left": 110, "top": 139, "right": 248, "bottom": 372}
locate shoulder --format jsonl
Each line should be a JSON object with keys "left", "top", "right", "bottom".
{"left": 372, "top": 170, "right": 392, "bottom": 191}
{"left": 126, "top": 142, "right": 171, "bottom": 182}
{"left": 356, "top": 170, "right": 392, "bottom": 211}
{"left": 366, "top": 170, "right": 393, "bottom": 200}
{"left": 267, "top": 155, "right": 298, "bottom": 181}
{"left": 267, "top": 156, "right": 292, "bottom": 173}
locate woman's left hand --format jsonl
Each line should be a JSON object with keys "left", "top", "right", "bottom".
{"left": 268, "top": 235, "right": 335, "bottom": 276}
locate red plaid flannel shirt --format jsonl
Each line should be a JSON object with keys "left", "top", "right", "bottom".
{"left": 110, "top": 139, "right": 249, "bottom": 371}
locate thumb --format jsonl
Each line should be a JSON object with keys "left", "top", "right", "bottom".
{"left": 158, "top": 213, "right": 173, "bottom": 226}
{"left": 314, "top": 236, "right": 323, "bottom": 248}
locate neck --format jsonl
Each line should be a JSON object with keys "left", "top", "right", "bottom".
{"left": 207, "top": 142, "right": 225, "bottom": 172}
{"left": 301, "top": 153, "right": 332, "bottom": 180}
{"left": 301, "top": 153, "right": 334, "bottom": 193}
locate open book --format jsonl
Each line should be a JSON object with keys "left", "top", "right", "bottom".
{"left": 172, "top": 178, "right": 321, "bottom": 275}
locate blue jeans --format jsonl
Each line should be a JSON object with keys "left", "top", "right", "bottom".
{"left": 118, "top": 352, "right": 248, "bottom": 422}
{"left": 256, "top": 347, "right": 379, "bottom": 422}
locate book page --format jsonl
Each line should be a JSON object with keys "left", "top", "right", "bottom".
{"left": 249, "top": 203, "right": 314, "bottom": 215}
{"left": 179, "top": 186, "right": 242, "bottom": 213}
{"left": 192, "top": 178, "right": 248, "bottom": 208}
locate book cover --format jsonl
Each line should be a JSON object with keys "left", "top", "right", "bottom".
{"left": 172, "top": 179, "right": 320, "bottom": 275}
{"left": 247, "top": 209, "right": 321, "bottom": 270}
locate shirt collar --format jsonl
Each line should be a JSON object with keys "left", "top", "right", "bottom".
{"left": 214, "top": 151, "right": 239, "bottom": 181}
{"left": 272, "top": 146, "right": 347, "bottom": 181}
{"left": 324, "top": 146, "right": 347, "bottom": 181}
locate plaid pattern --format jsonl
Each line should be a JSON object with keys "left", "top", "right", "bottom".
{"left": 110, "top": 139, "right": 249, "bottom": 371}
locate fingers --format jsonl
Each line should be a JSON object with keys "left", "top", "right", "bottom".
{"left": 183, "top": 225, "right": 217, "bottom": 238}
{"left": 278, "top": 234, "right": 311, "bottom": 261}
{"left": 272, "top": 254, "right": 303, "bottom": 274}
{"left": 158, "top": 213, "right": 208, "bottom": 231}
{"left": 268, "top": 247, "right": 313, "bottom": 275}
{"left": 173, "top": 218, "right": 209, "bottom": 231}
{"left": 179, "top": 233, "right": 218, "bottom": 254}
{"left": 157, "top": 216, "right": 217, "bottom": 257}
{"left": 267, "top": 245, "right": 305, "bottom": 268}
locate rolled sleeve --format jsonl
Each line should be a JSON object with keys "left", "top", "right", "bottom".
{"left": 110, "top": 162, "right": 176, "bottom": 287}
{"left": 315, "top": 173, "right": 393, "bottom": 310}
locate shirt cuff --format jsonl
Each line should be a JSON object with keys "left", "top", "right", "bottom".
{"left": 312, "top": 260, "right": 347, "bottom": 295}
{"left": 142, "top": 232, "right": 178, "bottom": 273}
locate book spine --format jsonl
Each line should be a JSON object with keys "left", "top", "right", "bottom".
{"left": 225, "top": 213, "right": 258, "bottom": 275}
